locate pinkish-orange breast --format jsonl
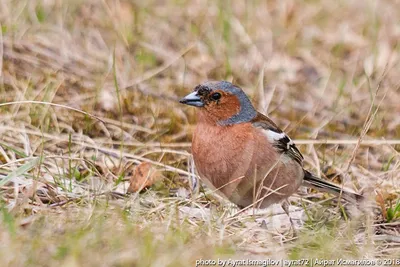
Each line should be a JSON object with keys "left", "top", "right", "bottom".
{"left": 192, "top": 122, "right": 276, "bottom": 195}
{"left": 192, "top": 121, "right": 303, "bottom": 208}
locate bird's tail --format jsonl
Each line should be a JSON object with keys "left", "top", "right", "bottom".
{"left": 303, "top": 170, "right": 363, "bottom": 203}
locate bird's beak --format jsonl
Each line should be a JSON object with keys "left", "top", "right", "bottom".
{"left": 179, "top": 91, "right": 204, "bottom": 107}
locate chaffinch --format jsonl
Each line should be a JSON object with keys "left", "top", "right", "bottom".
{"left": 180, "top": 81, "right": 362, "bottom": 210}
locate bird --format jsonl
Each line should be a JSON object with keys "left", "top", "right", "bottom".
{"left": 179, "top": 81, "right": 363, "bottom": 211}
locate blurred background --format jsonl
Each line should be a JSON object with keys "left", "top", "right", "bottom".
{"left": 0, "top": 0, "right": 399, "bottom": 266}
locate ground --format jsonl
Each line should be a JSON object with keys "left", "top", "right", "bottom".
{"left": 0, "top": 0, "right": 400, "bottom": 266}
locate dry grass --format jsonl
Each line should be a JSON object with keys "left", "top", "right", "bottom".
{"left": 0, "top": 0, "right": 400, "bottom": 266}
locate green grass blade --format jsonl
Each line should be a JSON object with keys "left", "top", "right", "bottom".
{"left": 0, "top": 157, "right": 41, "bottom": 187}
{"left": 0, "top": 142, "right": 28, "bottom": 158}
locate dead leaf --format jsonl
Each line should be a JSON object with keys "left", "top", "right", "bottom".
{"left": 127, "top": 162, "right": 163, "bottom": 193}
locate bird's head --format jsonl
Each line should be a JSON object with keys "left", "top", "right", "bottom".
{"left": 179, "top": 81, "right": 257, "bottom": 125}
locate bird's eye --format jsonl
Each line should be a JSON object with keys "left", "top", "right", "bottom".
{"left": 211, "top": 92, "right": 221, "bottom": 101}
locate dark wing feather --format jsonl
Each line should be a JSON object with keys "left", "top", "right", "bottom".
{"left": 251, "top": 112, "right": 304, "bottom": 165}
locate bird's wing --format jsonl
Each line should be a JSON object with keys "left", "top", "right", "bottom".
{"left": 250, "top": 112, "right": 304, "bottom": 165}
{"left": 251, "top": 113, "right": 364, "bottom": 202}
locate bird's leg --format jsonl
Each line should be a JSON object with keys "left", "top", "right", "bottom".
{"left": 281, "top": 200, "right": 297, "bottom": 236}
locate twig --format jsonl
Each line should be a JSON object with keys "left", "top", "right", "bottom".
{"left": 0, "top": 101, "right": 105, "bottom": 124}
